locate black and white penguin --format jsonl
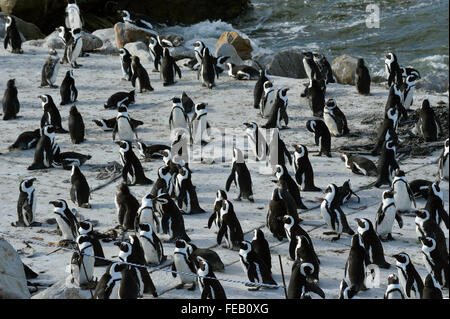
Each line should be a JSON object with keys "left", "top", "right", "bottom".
{"left": 138, "top": 223, "right": 166, "bottom": 266}
{"left": 385, "top": 83, "right": 407, "bottom": 120}
{"left": 374, "top": 139, "right": 399, "bottom": 188}
{"left": 196, "top": 256, "right": 227, "bottom": 299}
{"left": 192, "top": 40, "right": 206, "bottom": 71}
{"left": 409, "top": 179, "right": 433, "bottom": 199}
{"left": 207, "top": 190, "right": 227, "bottom": 231}
{"left": 419, "top": 236, "right": 449, "bottom": 288}
{"left": 339, "top": 278, "right": 355, "bottom": 299}
{"left": 93, "top": 117, "right": 142, "bottom": 132}
{"left": 70, "top": 165, "right": 90, "bottom": 208}
{"left": 260, "top": 81, "right": 276, "bottom": 118}
{"left": 313, "top": 53, "right": 334, "bottom": 83}
{"left": 402, "top": 75, "right": 416, "bottom": 110}
{"left": 226, "top": 63, "right": 260, "bottom": 80}
{"left": 293, "top": 144, "right": 321, "bottom": 191}
{"left": 266, "top": 187, "right": 289, "bottom": 241}
{"left": 135, "top": 193, "right": 159, "bottom": 232}
{"left": 161, "top": 48, "right": 182, "bottom": 86}
{"left": 169, "top": 97, "right": 190, "bottom": 140}
{"left": 115, "top": 183, "right": 140, "bottom": 230}
{"left": 181, "top": 91, "right": 194, "bottom": 114}
{"left": 40, "top": 50, "right": 60, "bottom": 88}
{"left": 305, "top": 79, "right": 325, "bottom": 117}
{"left": 438, "top": 138, "right": 449, "bottom": 181}
{"left": 66, "top": 28, "right": 83, "bottom": 68}
{"left": 400, "top": 66, "right": 421, "bottom": 81}
{"left": 136, "top": 142, "right": 170, "bottom": 161}
{"left": 323, "top": 99, "right": 349, "bottom": 136}
{"left": 370, "top": 106, "right": 399, "bottom": 156}
{"left": 198, "top": 47, "right": 217, "bottom": 89}
{"left": 119, "top": 48, "right": 133, "bottom": 80}
{"left": 78, "top": 221, "right": 109, "bottom": 267}
{"left": 288, "top": 259, "right": 325, "bottom": 299}
{"left": 151, "top": 165, "right": 174, "bottom": 197}
{"left": 93, "top": 262, "right": 129, "bottom": 299}
{"left": 116, "top": 140, "right": 153, "bottom": 186}
{"left": 113, "top": 106, "right": 139, "bottom": 142}
{"left": 424, "top": 181, "right": 449, "bottom": 229}
{"left": 65, "top": 0, "right": 83, "bottom": 30}
{"left": 27, "top": 125, "right": 55, "bottom": 170}
{"left": 175, "top": 166, "right": 205, "bottom": 214}
{"left": 154, "top": 193, "right": 191, "bottom": 242}
{"left": 3, "top": 16, "right": 23, "bottom": 54}
{"left": 226, "top": 148, "right": 254, "bottom": 202}
{"left": 8, "top": 128, "right": 41, "bottom": 151}
{"left": 340, "top": 153, "right": 377, "bottom": 177}
{"left": 413, "top": 99, "right": 442, "bottom": 142}
{"left": 217, "top": 200, "right": 244, "bottom": 250}
{"left": 355, "top": 218, "right": 390, "bottom": 269}
{"left": 375, "top": 190, "right": 403, "bottom": 241}
{"left": 244, "top": 122, "right": 268, "bottom": 161}
{"left": 268, "top": 129, "right": 292, "bottom": 168}
{"left": 355, "top": 58, "right": 371, "bottom": 95}
{"left": 13, "top": 177, "right": 37, "bottom": 227}
{"left": 392, "top": 169, "right": 416, "bottom": 214}
{"left": 384, "top": 274, "right": 405, "bottom": 299}
{"left": 251, "top": 229, "right": 272, "bottom": 273}
{"left": 39, "top": 94, "right": 67, "bottom": 133}
{"left": 302, "top": 52, "right": 323, "bottom": 85}
{"left": 254, "top": 69, "right": 270, "bottom": 109}
{"left": 172, "top": 239, "right": 197, "bottom": 290}
{"left": 320, "top": 184, "right": 355, "bottom": 240}
{"left": 415, "top": 210, "right": 448, "bottom": 263}
{"left": 148, "top": 37, "right": 163, "bottom": 72}
{"left": 392, "top": 252, "right": 423, "bottom": 299}
{"left": 422, "top": 274, "right": 443, "bottom": 299}
{"left": 283, "top": 215, "right": 315, "bottom": 262}
{"left": 344, "top": 234, "right": 369, "bottom": 294}
{"left": 55, "top": 26, "right": 71, "bottom": 64}
{"left": 60, "top": 70, "right": 78, "bottom": 105}
{"left": 49, "top": 199, "right": 79, "bottom": 241}
{"left": 239, "top": 240, "right": 278, "bottom": 291}
{"left": 70, "top": 234, "right": 95, "bottom": 288}
{"left": 118, "top": 10, "right": 154, "bottom": 31}
{"left": 336, "top": 179, "right": 361, "bottom": 205}
{"left": 53, "top": 150, "right": 91, "bottom": 170}
{"left": 131, "top": 56, "right": 154, "bottom": 93}
{"left": 2, "top": 79, "right": 20, "bottom": 120}
{"left": 262, "top": 88, "right": 289, "bottom": 129}
{"left": 68, "top": 105, "right": 84, "bottom": 144}
{"left": 275, "top": 164, "right": 307, "bottom": 209}
{"left": 104, "top": 90, "right": 136, "bottom": 109}
{"left": 294, "top": 235, "right": 320, "bottom": 284}
{"left": 306, "top": 119, "right": 331, "bottom": 157}
{"left": 191, "top": 102, "right": 210, "bottom": 145}
{"left": 385, "top": 53, "right": 403, "bottom": 87}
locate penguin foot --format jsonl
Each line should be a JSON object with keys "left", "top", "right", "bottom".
{"left": 187, "top": 283, "right": 196, "bottom": 291}
{"left": 331, "top": 236, "right": 341, "bottom": 241}
{"left": 11, "top": 220, "right": 26, "bottom": 227}
{"left": 81, "top": 203, "right": 91, "bottom": 209}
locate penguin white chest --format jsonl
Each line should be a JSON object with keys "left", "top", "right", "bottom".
{"left": 70, "top": 39, "right": 83, "bottom": 63}
{"left": 50, "top": 62, "right": 60, "bottom": 84}
{"left": 174, "top": 254, "right": 196, "bottom": 284}
{"left": 324, "top": 112, "right": 339, "bottom": 136}
{"left": 140, "top": 236, "right": 159, "bottom": 264}
{"left": 393, "top": 181, "right": 411, "bottom": 211}
{"left": 320, "top": 201, "right": 332, "bottom": 229}
{"left": 376, "top": 205, "right": 396, "bottom": 236}
{"left": 262, "top": 92, "right": 276, "bottom": 118}
{"left": 117, "top": 118, "right": 134, "bottom": 141}
{"left": 172, "top": 109, "right": 187, "bottom": 129}
{"left": 55, "top": 215, "right": 75, "bottom": 240}
{"left": 403, "top": 87, "right": 414, "bottom": 110}
{"left": 441, "top": 156, "right": 449, "bottom": 180}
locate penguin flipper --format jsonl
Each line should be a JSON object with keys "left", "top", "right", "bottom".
{"left": 70, "top": 185, "right": 77, "bottom": 205}
{"left": 405, "top": 275, "right": 415, "bottom": 298}
{"left": 200, "top": 286, "right": 211, "bottom": 299}
{"left": 171, "top": 263, "right": 177, "bottom": 278}
{"left": 225, "top": 172, "right": 236, "bottom": 192}
{"left": 4, "top": 33, "right": 9, "bottom": 50}
{"left": 288, "top": 238, "right": 296, "bottom": 260}
{"left": 437, "top": 206, "right": 449, "bottom": 229}
{"left": 216, "top": 225, "right": 226, "bottom": 246}
{"left": 174, "top": 63, "right": 182, "bottom": 79}
{"left": 207, "top": 212, "right": 216, "bottom": 229}
{"left": 306, "top": 282, "right": 325, "bottom": 298}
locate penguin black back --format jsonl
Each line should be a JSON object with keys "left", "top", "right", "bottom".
{"left": 2, "top": 79, "right": 20, "bottom": 120}
{"left": 355, "top": 58, "right": 371, "bottom": 95}
{"left": 68, "top": 105, "right": 85, "bottom": 144}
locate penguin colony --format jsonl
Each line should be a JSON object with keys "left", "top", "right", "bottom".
{"left": 0, "top": 2, "right": 448, "bottom": 300}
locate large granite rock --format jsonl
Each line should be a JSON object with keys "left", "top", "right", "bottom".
{"left": 114, "top": 22, "right": 157, "bottom": 49}
{"left": 92, "top": 27, "right": 119, "bottom": 55}
{"left": 43, "top": 30, "right": 102, "bottom": 51}
{"left": 0, "top": 13, "right": 44, "bottom": 40}
{"left": 331, "top": 54, "right": 359, "bottom": 85}
{"left": 32, "top": 278, "right": 91, "bottom": 299}
{"left": 415, "top": 73, "right": 449, "bottom": 93}
{"left": 266, "top": 50, "right": 307, "bottom": 78}
{"left": 0, "top": 238, "right": 31, "bottom": 299}
{"left": 215, "top": 31, "right": 253, "bottom": 60}
{"left": 124, "top": 41, "right": 152, "bottom": 64}
{"left": 215, "top": 43, "right": 243, "bottom": 66}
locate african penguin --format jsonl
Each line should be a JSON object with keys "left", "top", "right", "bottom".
{"left": 275, "top": 164, "right": 307, "bottom": 209}
{"left": 13, "top": 177, "right": 37, "bottom": 227}
{"left": 355, "top": 218, "right": 390, "bottom": 268}
{"left": 385, "top": 53, "right": 403, "bottom": 87}
{"left": 190, "top": 102, "right": 210, "bottom": 145}
{"left": 39, "top": 94, "right": 67, "bottom": 133}
{"left": 93, "top": 262, "right": 128, "bottom": 299}
{"left": 293, "top": 144, "right": 321, "bottom": 191}
{"left": 2, "top": 79, "right": 20, "bottom": 120}
{"left": 392, "top": 169, "right": 416, "bottom": 214}
{"left": 208, "top": 190, "right": 227, "bottom": 232}
{"left": 198, "top": 47, "right": 217, "bottom": 89}
{"left": 355, "top": 58, "right": 370, "bottom": 95}
{"left": 225, "top": 148, "right": 254, "bottom": 202}
{"left": 181, "top": 91, "right": 194, "bottom": 113}
{"left": 438, "top": 138, "right": 449, "bottom": 181}
{"left": 260, "top": 81, "right": 276, "bottom": 118}
{"left": 119, "top": 47, "right": 133, "bottom": 80}
{"left": 374, "top": 139, "right": 399, "bottom": 188}
{"left": 161, "top": 48, "right": 182, "bottom": 86}
{"left": 116, "top": 140, "right": 153, "bottom": 185}
{"left": 402, "top": 75, "right": 416, "bottom": 110}
{"left": 172, "top": 239, "right": 197, "bottom": 290}
{"left": 254, "top": 69, "right": 270, "bottom": 109}
{"left": 66, "top": 28, "right": 83, "bottom": 68}
{"left": 413, "top": 99, "right": 442, "bottom": 142}
{"left": 294, "top": 235, "right": 320, "bottom": 283}
{"left": 306, "top": 119, "right": 331, "bottom": 157}
{"left": 138, "top": 223, "right": 166, "bottom": 266}
{"left": 266, "top": 187, "right": 289, "bottom": 241}
{"left": 131, "top": 56, "right": 154, "bottom": 92}
{"left": 68, "top": 105, "right": 85, "bottom": 144}
{"left": 27, "top": 125, "right": 55, "bottom": 170}
{"left": 65, "top": 0, "right": 83, "bottom": 30}
{"left": 375, "top": 190, "right": 403, "bottom": 241}
{"left": 70, "top": 234, "right": 95, "bottom": 288}
{"left": 149, "top": 37, "right": 163, "bottom": 72}
{"left": 153, "top": 193, "right": 191, "bottom": 242}
{"left": 392, "top": 252, "right": 423, "bottom": 299}
{"left": 340, "top": 153, "right": 377, "bottom": 177}
{"left": 217, "top": 200, "right": 244, "bottom": 250}
{"left": 70, "top": 165, "right": 91, "bottom": 208}
{"left": 419, "top": 236, "right": 449, "bottom": 288}
{"left": 192, "top": 40, "right": 206, "bottom": 71}
{"left": 104, "top": 90, "right": 136, "bottom": 109}
{"left": 8, "top": 128, "right": 41, "bottom": 151}
{"left": 262, "top": 88, "right": 289, "bottom": 129}
{"left": 283, "top": 215, "right": 315, "bottom": 262}
{"left": 226, "top": 63, "right": 260, "bottom": 80}
{"left": 288, "top": 259, "right": 325, "bottom": 299}
{"left": 268, "top": 129, "right": 292, "bottom": 168}
{"left": 424, "top": 181, "right": 449, "bottom": 229}
{"left": 414, "top": 209, "right": 448, "bottom": 262}
{"left": 323, "top": 99, "right": 349, "bottom": 136}
{"left": 305, "top": 79, "right": 325, "bottom": 117}
{"left": 251, "top": 229, "right": 272, "bottom": 273}
{"left": 3, "top": 16, "right": 23, "bottom": 54}
{"left": 112, "top": 106, "right": 139, "bottom": 141}
{"left": 344, "top": 234, "right": 369, "bottom": 294}
{"left": 174, "top": 166, "right": 205, "bottom": 214}
{"left": 40, "top": 50, "right": 60, "bottom": 88}
{"left": 78, "top": 221, "right": 109, "bottom": 267}
{"left": 49, "top": 199, "right": 79, "bottom": 241}
{"left": 60, "top": 70, "right": 78, "bottom": 105}
{"left": 370, "top": 106, "right": 399, "bottom": 156}
{"left": 422, "top": 273, "right": 443, "bottom": 299}
{"left": 384, "top": 274, "right": 405, "bottom": 299}
{"left": 244, "top": 122, "right": 269, "bottom": 161}
{"left": 196, "top": 256, "right": 227, "bottom": 299}
{"left": 118, "top": 10, "right": 154, "bottom": 31}
{"left": 169, "top": 97, "right": 190, "bottom": 141}
{"left": 115, "top": 183, "right": 140, "bottom": 230}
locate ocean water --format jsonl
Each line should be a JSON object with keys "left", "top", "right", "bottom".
{"left": 163, "top": 0, "right": 449, "bottom": 81}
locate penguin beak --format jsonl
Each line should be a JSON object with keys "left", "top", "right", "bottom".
{"left": 115, "top": 141, "right": 122, "bottom": 146}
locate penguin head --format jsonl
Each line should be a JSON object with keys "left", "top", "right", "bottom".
{"left": 175, "top": 239, "right": 188, "bottom": 249}
{"left": 193, "top": 40, "right": 205, "bottom": 51}
{"left": 162, "top": 149, "right": 172, "bottom": 162}
{"left": 115, "top": 140, "right": 131, "bottom": 152}
{"left": 239, "top": 240, "right": 252, "bottom": 252}
{"left": 355, "top": 218, "right": 372, "bottom": 234}
{"left": 67, "top": 70, "right": 74, "bottom": 79}
{"left": 278, "top": 88, "right": 289, "bottom": 100}
{"left": 424, "top": 274, "right": 440, "bottom": 289}
{"left": 430, "top": 181, "right": 442, "bottom": 198}
{"left": 155, "top": 192, "right": 170, "bottom": 205}
{"left": 117, "top": 182, "right": 131, "bottom": 195}
{"left": 419, "top": 236, "right": 435, "bottom": 249}
{"left": 282, "top": 215, "right": 294, "bottom": 227}
{"left": 243, "top": 122, "right": 257, "bottom": 131}
{"left": 444, "top": 138, "right": 449, "bottom": 153}
{"left": 272, "top": 188, "right": 283, "bottom": 201}
{"left": 195, "top": 256, "right": 209, "bottom": 273}
{"left": 21, "top": 177, "right": 37, "bottom": 191}
{"left": 415, "top": 209, "right": 430, "bottom": 221}
{"left": 325, "top": 99, "right": 337, "bottom": 109}
{"left": 118, "top": 10, "right": 130, "bottom": 20}
{"left": 299, "top": 262, "right": 316, "bottom": 283}
{"left": 252, "top": 229, "right": 265, "bottom": 242}
{"left": 49, "top": 199, "right": 67, "bottom": 209}
{"left": 275, "top": 165, "right": 284, "bottom": 178}
{"left": 385, "top": 53, "right": 397, "bottom": 64}
{"left": 357, "top": 58, "right": 365, "bottom": 68}
{"left": 71, "top": 28, "right": 82, "bottom": 38}
{"left": 382, "top": 189, "right": 395, "bottom": 200}
{"left": 69, "top": 104, "right": 79, "bottom": 115}
{"left": 171, "top": 97, "right": 182, "bottom": 107}
{"left": 110, "top": 262, "right": 127, "bottom": 276}
{"left": 6, "top": 79, "right": 16, "bottom": 88}
{"left": 324, "top": 183, "right": 337, "bottom": 195}
{"left": 302, "top": 52, "right": 313, "bottom": 60}
{"left": 221, "top": 200, "right": 230, "bottom": 214}
{"left": 293, "top": 144, "right": 307, "bottom": 157}
{"left": 195, "top": 102, "right": 207, "bottom": 113}
{"left": 132, "top": 55, "right": 141, "bottom": 64}
{"left": 350, "top": 234, "right": 365, "bottom": 250}
{"left": 263, "top": 81, "right": 273, "bottom": 91}
{"left": 385, "top": 139, "right": 396, "bottom": 152}
{"left": 306, "top": 120, "right": 316, "bottom": 133}
{"left": 117, "top": 105, "right": 128, "bottom": 113}
{"left": 149, "top": 37, "right": 158, "bottom": 47}
{"left": 394, "top": 168, "right": 405, "bottom": 177}
{"left": 77, "top": 235, "right": 93, "bottom": 251}
{"left": 387, "top": 274, "right": 399, "bottom": 285}
{"left": 232, "top": 148, "right": 244, "bottom": 164}
{"left": 163, "top": 47, "right": 170, "bottom": 57}
{"left": 39, "top": 94, "right": 50, "bottom": 105}
{"left": 78, "top": 221, "right": 93, "bottom": 234}
{"left": 216, "top": 189, "right": 227, "bottom": 201}
{"left": 391, "top": 252, "right": 410, "bottom": 265}
{"left": 158, "top": 165, "right": 171, "bottom": 178}
{"left": 118, "top": 242, "right": 132, "bottom": 261}
{"left": 421, "top": 99, "right": 431, "bottom": 110}
{"left": 340, "top": 153, "right": 350, "bottom": 166}
{"left": 405, "top": 75, "right": 416, "bottom": 85}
